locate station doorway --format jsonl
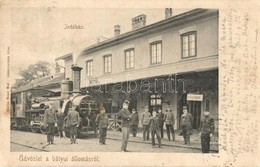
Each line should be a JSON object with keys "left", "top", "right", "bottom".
{"left": 187, "top": 101, "right": 201, "bottom": 129}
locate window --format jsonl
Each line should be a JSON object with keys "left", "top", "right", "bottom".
{"left": 150, "top": 41, "right": 162, "bottom": 64}
{"left": 125, "top": 49, "right": 135, "bottom": 69}
{"left": 181, "top": 32, "right": 196, "bottom": 58}
{"left": 86, "top": 60, "right": 93, "bottom": 77}
{"left": 104, "top": 55, "right": 112, "bottom": 74}
{"left": 149, "top": 94, "right": 162, "bottom": 112}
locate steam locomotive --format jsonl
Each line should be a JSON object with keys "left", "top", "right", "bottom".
{"left": 11, "top": 91, "right": 99, "bottom": 136}
{"left": 11, "top": 66, "right": 100, "bottom": 136}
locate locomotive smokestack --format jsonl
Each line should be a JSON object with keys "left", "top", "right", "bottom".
{"left": 61, "top": 79, "right": 73, "bottom": 99}
{"left": 71, "top": 64, "right": 83, "bottom": 93}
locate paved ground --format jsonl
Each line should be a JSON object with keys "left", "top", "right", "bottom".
{"left": 11, "top": 130, "right": 218, "bottom": 153}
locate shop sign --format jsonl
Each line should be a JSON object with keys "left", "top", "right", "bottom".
{"left": 187, "top": 94, "right": 203, "bottom": 101}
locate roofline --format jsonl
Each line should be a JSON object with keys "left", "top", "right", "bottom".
{"left": 55, "top": 53, "right": 73, "bottom": 61}
{"left": 12, "top": 87, "right": 61, "bottom": 94}
{"left": 81, "top": 8, "right": 218, "bottom": 55}
{"left": 11, "top": 73, "right": 64, "bottom": 93}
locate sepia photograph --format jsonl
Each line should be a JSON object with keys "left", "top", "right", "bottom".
{"left": 10, "top": 8, "right": 219, "bottom": 153}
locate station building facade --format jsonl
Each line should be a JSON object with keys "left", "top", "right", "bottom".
{"left": 57, "top": 9, "right": 219, "bottom": 130}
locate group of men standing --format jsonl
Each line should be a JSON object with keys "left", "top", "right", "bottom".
{"left": 117, "top": 100, "right": 215, "bottom": 153}
{"left": 43, "top": 101, "right": 215, "bottom": 153}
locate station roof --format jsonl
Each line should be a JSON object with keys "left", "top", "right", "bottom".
{"left": 81, "top": 9, "right": 218, "bottom": 55}
{"left": 55, "top": 53, "right": 73, "bottom": 61}
{"left": 12, "top": 73, "right": 65, "bottom": 93}
{"left": 55, "top": 9, "right": 218, "bottom": 60}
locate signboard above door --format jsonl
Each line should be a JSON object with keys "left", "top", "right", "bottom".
{"left": 187, "top": 93, "right": 203, "bottom": 101}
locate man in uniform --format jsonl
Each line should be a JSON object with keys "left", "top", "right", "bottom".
{"left": 199, "top": 110, "right": 215, "bottom": 153}
{"left": 44, "top": 102, "right": 57, "bottom": 145}
{"left": 118, "top": 100, "right": 132, "bottom": 152}
{"left": 67, "top": 106, "right": 80, "bottom": 144}
{"left": 56, "top": 106, "right": 66, "bottom": 138}
{"left": 141, "top": 106, "right": 151, "bottom": 141}
{"left": 157, "top": 109, "right": 164, "bottom": 139}
{"left": 95, "top": 107, "right": 109, "bottom": 145}
{"left": 180, "top": 106, "right": 193, "bottom": 146}
{"left": 164, "top": 108, "right": 175, "bottom": 141}
{"left": 149, "top": 111, "right": 162, "bottom": 148}
{"left": 130, "top": 109, "right": 139, "bottom": 137}
{"left": 90, "top": 110, "right": 98, "bottom": 135}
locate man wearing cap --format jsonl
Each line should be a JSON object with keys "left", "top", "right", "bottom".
{"left": 141, "top": 106, "right": 151, "bottom": 141}
{"left": 130, "top": 109, "right": 139, "bottom": 137}
{"left": 56, "top": 106, "right": 66, "bottom": 139}
{"left": 180, "top": 106, "right": 193, "bottom": 146}
{"left": 118, "top": 100, "right": 132, "bottom": 152}
{"left": 44, "top": 102, "right": 57, "bottom": 145}
{"left": 67, "top": 106, "right": 80, "bottom": 144}
{"left": 164, "top": 108, "right": 175, "bottom": 141}
{"left": 95, "top": 107, "right": 109, "bottom": 145}
{"left": 149, "top": 111, "right": 162, "bottom": 148}
{"left": 199, "top": 110, "right": 215, "bottom": 153}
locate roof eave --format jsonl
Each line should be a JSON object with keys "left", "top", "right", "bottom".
{"left": 82, "top": 9, "right": 218, "bottom": 55}
{"left": 55, "top": 53, "right": 73, "bottom": 61}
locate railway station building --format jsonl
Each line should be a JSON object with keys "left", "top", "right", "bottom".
{"left": 56, "top": 8, "right": 219, "bottom": 130}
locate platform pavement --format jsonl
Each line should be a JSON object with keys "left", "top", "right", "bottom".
{"left": 106, "top": 129, "right": 219, "bottom": 152}
{"left": 11, "top": 129, "right": 218, "bottom": 152}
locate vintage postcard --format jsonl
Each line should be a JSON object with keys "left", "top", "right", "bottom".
{"left": 0, "top": 0, "right": 259, "bottom": 166}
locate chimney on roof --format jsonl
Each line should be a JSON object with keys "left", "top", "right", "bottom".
{"left": 97, "top": 37, "right": 101, "bottom": 43}
{"left": 55, "top": 62, "right": 60, "bottom": 74}
{"left": 132, "top": 14, "right": 146, "bottom": 30}
{"left": 165, "top": 8, "right": 172, "bottom": 19}
{"left": 97, "top": 36, "right": 108, "bottom": 43}
{"left": 71, "top": 64, "right": 83, "bottom": 93}
{"left": 114, "top": 25, "right": 120, "bottom": 37}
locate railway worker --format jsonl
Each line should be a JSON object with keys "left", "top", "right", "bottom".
{"left": 118, "top": 100, "right": 132, "bottom": 152}
{"left": 129, "top": 109, "right": 139, "bottom": 137}
{"left": 44, "top": 102, "right": 57, "bottom": 145}
{"left": 164, "top": 108, "right": 175, "bottom": 141}
{"left": 141, "top": 106, "right": 151, "bottom": 141}
{"left": 56, "top": 106, "right": 66, "bottom": 139}
{"left": 157, "top": 109, "right": 164, "bottom": 139}
{"left": 149, "top": 111, "right": 162, "bottom": 148}
{"left": 95, "top": 107, "right": 109, "bottom": 145}
{"left": 180, "top": 106, "right": 193, "bottom": 146}
{"left": 90, "top": 110, "right": 98, "bottom": 135}
{"left": 67, "top": 106, "right": 80, "bottom": 144}
{"left": 199, "top": 110, "right": 215, "bottom": 153}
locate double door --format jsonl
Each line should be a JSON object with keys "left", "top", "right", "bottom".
{"left": 187, "top": 101, "right": 201, "bottom": 129}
